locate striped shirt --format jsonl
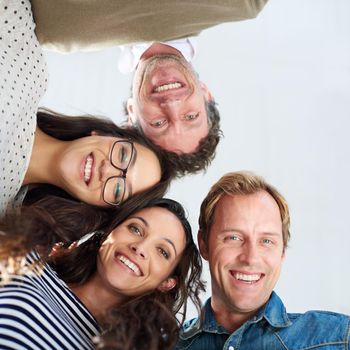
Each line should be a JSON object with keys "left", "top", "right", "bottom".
{"left": 0, "top": 252, "right": 99, "bottom": 350}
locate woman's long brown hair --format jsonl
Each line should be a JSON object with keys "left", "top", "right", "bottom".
{"left": 0, "top": 197, "right": 205, "bottom": 350}
{"left": 24, "top": 108, "right": 174, "bottom": 206}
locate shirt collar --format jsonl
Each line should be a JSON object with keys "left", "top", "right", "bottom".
{"left": 181, "top": 291, "right": 291, "bottom": 339}
{"left": 253, "top": 291, "right": 292, "bottom": 328}
{"left": 118, "top": 37, "right": 197, "bottom": 74}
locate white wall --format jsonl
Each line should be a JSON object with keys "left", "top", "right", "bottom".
{"left": 41, "top": 0, "right": 350, "bottom": 318}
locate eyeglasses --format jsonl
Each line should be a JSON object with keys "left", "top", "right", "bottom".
{"left": 102, "top": 140, "right": 135, "bottom": 206}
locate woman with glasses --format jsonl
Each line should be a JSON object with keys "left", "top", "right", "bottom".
{"left": 0, "top": 0, "right": 173, "bottom": 216}
{"left": 22, "top": 109, "right": 172, "bottom": 207}
{"left": 0, "top": 198, "right": 205, "bottom": 350}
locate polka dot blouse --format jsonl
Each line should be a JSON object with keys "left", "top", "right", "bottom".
{"left": 0, "top": 0, "right": 48, "bottom": 216}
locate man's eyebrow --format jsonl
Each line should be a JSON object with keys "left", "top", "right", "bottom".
{"left": 219, "top": 229, "right": 282, "bottom": 237}
{"left": 126, "top": 147, "right": 137, "bottom": 198}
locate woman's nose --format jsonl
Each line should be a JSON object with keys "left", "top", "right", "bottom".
{"left": 100, "top": 159, "right": 121, "bottom": 182}
{"left": 130, "top": 242, "right": 148, "bottom": 259}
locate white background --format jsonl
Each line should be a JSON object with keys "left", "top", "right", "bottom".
{"left": 41, "top": 0, "right": 350, "bottom": 318}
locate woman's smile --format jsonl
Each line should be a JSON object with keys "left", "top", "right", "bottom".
{"left": 114, "top": 252, "right": 143, "bottom": 277}
{"left": 82, "top": 153, "right": 95, "bottom": 185}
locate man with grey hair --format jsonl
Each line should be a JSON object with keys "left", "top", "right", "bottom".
{"left": 177, "top": 171, "right": 349, "bottom": 349}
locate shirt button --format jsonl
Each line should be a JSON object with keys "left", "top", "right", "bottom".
{"left": 229, "top": 347, "right": 234, "bottom": 350}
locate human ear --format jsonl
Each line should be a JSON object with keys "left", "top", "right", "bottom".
{"left": 200, "top": 82, "right": 214, "bottom": 102}
{"left": 198, "top": 230, "right": 209, "bottom": 261}
{"left": 157, "top": 277, "right": 177, "bottom": 292}
{"left": 126, "top": 98, "right": 137, "bottom": 126}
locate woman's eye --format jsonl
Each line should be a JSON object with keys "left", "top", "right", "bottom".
{"left": 128, "top": 224, "right": 142, "bottom": 236}
{"left": 184, "top": 113, "right": 199, "bottom": 121}
{"left": 151, "top": 119, "right": 167, "bottom": 128}
{"left": 114, "top": 182, "right": 122, "bottom": 200}
{"left": 119, "top": 146, "right": 129, "bottom": 165}
{"left": 158, "top": 247, "right": 169, "bottom": 259}
{"left": 120, "top": 146, "right": 126, "bottom": 161}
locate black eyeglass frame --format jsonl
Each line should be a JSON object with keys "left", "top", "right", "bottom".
{"left": 102, "top": 140, "right": 135, "bottom": 206}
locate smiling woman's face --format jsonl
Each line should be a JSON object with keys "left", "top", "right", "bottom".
{"left": 97, "top": 206, "right": 187, "bottom": 297}
{"left": 56, "top": 135, "right": 162, "bottom": 206}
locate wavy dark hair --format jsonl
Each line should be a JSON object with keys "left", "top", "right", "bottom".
{"left": 0, "top": 198, "right": 205, "bottom": 350}
{"left": 124, "top": 100, "right": 223, "bottom": 176}
{"left": 24, "top": 109, "right": 175, "bottom": 206}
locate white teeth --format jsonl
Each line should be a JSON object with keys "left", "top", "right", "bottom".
{"left": 234, "top": 272, "right": 261, "bottom": 282}
{"left": 84, "top": 155, "right": 93, "bottom": 184}
{"left": 154, "top": 82, "right": 182, "bottom": 92}
{"left": 118, "top": 255, "right": 141, "bottom": 276}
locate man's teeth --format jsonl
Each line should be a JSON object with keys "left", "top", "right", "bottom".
{"left": 84, "top": 154, "right": 93, "bottom": 184}
{"left": 118, "top": 255, "right": 141, "bottom": 276}
{"left": 154, "top": 82, "right": 182, "bottom": 92}
{"left": 234, "top": 272, "right": 261, "bottom": 282}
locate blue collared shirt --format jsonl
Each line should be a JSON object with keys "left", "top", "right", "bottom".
{"left": 177, "top": 291, "right": 350, "bottom": 350}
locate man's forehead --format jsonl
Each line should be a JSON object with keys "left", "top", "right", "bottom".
{"left": 210, "top": 191, "right": 281, "bottom": 227}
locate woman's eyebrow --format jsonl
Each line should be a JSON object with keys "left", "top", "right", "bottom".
{"left": 129, "top": 216, "right": 148, "bottom": 227}
{"left": 162, "top": 237, "right": 177, "bottom": 255}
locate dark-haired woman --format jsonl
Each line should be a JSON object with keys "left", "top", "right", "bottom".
{"left": 0, "top": 198, "right": 204, "bottom": 350}
{"left": 0, "top": 0, "right": 172, "bottom": 216}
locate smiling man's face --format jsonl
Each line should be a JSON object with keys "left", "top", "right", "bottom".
{"left": 199, "top": 191, "right": 285, "bottom": 318}
{"left": 127, "top": 54, "right": 213, "bottom": 154}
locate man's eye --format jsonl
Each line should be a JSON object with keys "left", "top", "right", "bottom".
{"left": 151, "top": 119, "right": 167, "bottom": 128}
{"left": 184, "top": 113, "right": 199, "bottom": 121}
{"left": 229, "top": 236, "right": 240, "bottom": 241}
{"left": 262, "top": 238, "right": 273, "bottom": 245}
{"left": 128, "top": 224, "right": 142, "bottom": 236}
{"left": 224, "top": 235, "right": 240, "bottom": 241}
{"left": 158, "top": 247, "right": 169, "bottom": 259}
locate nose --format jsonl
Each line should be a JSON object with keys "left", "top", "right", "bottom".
{"left": 130, "top": 241, "right": 148, "bottom": 260}
{"left": 238, "top": 241, "right": 259, "bottom": 266}
{"left": 160, "top": 97, "right": 182, "bottom": 110}
{"left": 100, "top": 159, "right": 122, "bottom": 182}
{"left": 159, "top": 99, "right": 184, "bottom": 134}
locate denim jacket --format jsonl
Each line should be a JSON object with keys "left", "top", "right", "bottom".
{"left": 177, "top": 291, "right": 350, "bottom": 350}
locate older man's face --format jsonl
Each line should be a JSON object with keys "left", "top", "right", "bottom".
{"left": 199, "top": 191, "right": 285, "bottom": 317}
{"left": 127, "top": 54, "right": 212, "bottom": 154}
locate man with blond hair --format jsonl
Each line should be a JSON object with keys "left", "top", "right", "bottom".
{"left": 177, "top": 171, "right": 349, "bottom": 349}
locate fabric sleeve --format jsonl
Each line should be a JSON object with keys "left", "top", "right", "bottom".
{"left": 0, "top": 0, "right": 48, "bottom": 216}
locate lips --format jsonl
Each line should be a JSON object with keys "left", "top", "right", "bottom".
{"left": 230, "top": 270, "right": 264, "bottom": 284}
{"left": 115, "top": 253, "right": 143, "bottom": 276}
{"left": 83, "top": 153, "right": 94, "bottom": 185}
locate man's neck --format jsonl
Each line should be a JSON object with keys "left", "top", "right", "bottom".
{"left": 211, "top": 298, "right": 259, "bottom": 333}
{"left": 140, "top": 42, "right": 183, "bottom": 61}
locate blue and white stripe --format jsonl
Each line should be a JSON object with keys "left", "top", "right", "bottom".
{"left": 0, "top": 252, "right": 99, "bottom": 350}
